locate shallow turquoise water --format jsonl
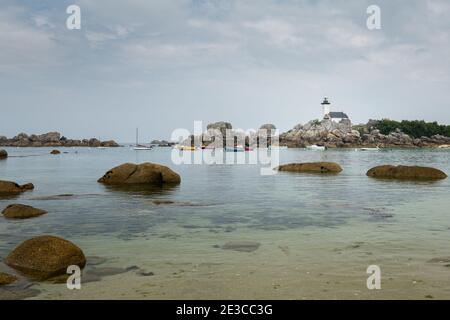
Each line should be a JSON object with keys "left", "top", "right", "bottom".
{"left": 1, "top": 147, "right": 450, "bottom": 299}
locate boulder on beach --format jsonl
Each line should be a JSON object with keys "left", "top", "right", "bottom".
{"left": 97, "top": 162, "right": 181, "bottom": 185}
{"left": 50, "top": 149, "right": 61, "bottom": 155}
{"left": 276, "top": 162, "right": 343, "bottom": 173}
{"left": 0, "top": 272, "right": 18, "bottom": 285}
{"left": 2, "top": 204, "right": 47, "bottom": 219}
{"left": 0, "top": 149, "right": 7, "bottom": 159}
{"left": 0, "top": 180, "right": 34, "bottom": 194}
{"left": 5, "top": 235, "right": 86, "bottom": 280}
{"left": 366, "top": 165, "right": 447, "bottom": 180}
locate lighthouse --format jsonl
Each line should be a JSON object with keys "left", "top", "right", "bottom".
{"left": 321, "top": 97, "right": 331, "bottom": 118}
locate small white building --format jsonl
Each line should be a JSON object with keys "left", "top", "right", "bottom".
{"left": 321, "top": 97, "right": 349, "bottom": 123}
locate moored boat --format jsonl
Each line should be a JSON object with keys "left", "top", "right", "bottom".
{"left": 306, "top": 145, "right": 326, "bottom": 151}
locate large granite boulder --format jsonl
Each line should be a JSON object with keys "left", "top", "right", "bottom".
{"left": 0, "top": 180, "right": 34, "bottom": 194}
{"left": 276, "top": 162, "right": 343, "bottom": 173}
{"left": 0, "top": 149, "right": 7, "bottom": 159}
{"left": 259, "top": 124, "right": 276, "bottom": 132}
{"left": 2, "top": 204, "right": 47, "bottom": 219}
{"left": 206, "top": 121, "right": 232, "bottom": 136}
{"left": 38, "top": 132, "right": 61, "bottom": 143}
{"left": 98, "top": 162, "right": 181, "bottom": 185}
{"left": 5, "top": 235, "right": 86, "bottom": 280}
{"left": 367, "top": 165, "right": 447, "bottom": 180}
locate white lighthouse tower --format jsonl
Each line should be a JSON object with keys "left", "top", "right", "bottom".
{"left": 321, "top": 97, "right": 331, "bottom": 118}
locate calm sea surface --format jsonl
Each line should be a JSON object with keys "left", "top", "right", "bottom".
{"left": 1, "top": 146, "right": 450, "bottom": 299}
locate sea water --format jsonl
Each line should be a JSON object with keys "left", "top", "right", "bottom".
{"left": 0, "top": 147, "right": 449, "bottom": 299}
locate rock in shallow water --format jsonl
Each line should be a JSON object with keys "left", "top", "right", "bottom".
{"left": 5, "top": 235, "right": 86, "bottom": 280}
{"left": 221, "top": 241, "right": 261, "bottom": 252}
{"left": 0, "top": 149, "right": 7, "bottom": 159}
{"left": 50, "top": 149, "right": 61, "bottom": 155}
{"left": 276, "top": 162, "right": 343, "bottom": 174}
{"left": 2, "top": 204, "right": 47, "bottom": 219}
{"left": 0, "top": 272, "right": 18, "bottom": 285}
{"left": 366, "top": 165, "right": 447, "bottom": 180}
{"left": 0, "top": 181, "right": 34, "bottom": 194}
{"left": 97, "top": 162, "right": 181, "bottom": 185}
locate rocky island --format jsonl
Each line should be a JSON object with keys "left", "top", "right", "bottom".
{"left": 175, "top": 119, "right": 450, "bottom": 149}
{"left": 0, "top": 132, "right": 119, "bottom": 147}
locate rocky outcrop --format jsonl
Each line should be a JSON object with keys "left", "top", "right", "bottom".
{"left": 277, "top": 162, "right": 343, "bottom": 173}
{"left": 280, "top": 119, "right": 450, "bottom": 148}
{"left": 98, "top": 162, "right": 181, "bottom": 185}
{"left": 206, "top": 121, "right": 232, "bottom": 136}
{"left": 181, "top": 122, "right": 282, "bottom": 148}
{"left": 100, "top": 140, "right": 120, "bottom": 147}
{"left": 0, "top": 180, "right": 34, "bottom": 194}
{"left": 0, "top": 149, "right": 7, "bottom": 159}
{"left": 5, "top": 235, "right": 86, "bottom": 280}
{"left": 367, "top": 165, "right": 447, "bottom": 180}
{"left": 0, "top": 272, "right": 18, "bottom": 285}
{"left": 280, "top": 118, "right": 359, "bottom": 148}
{"left": 2, "top": 204, "right": 47, "bottom": 219}
{"left": 0, "top": 132, "right": 120, "bottom": 148}
{"left": 259, "top": 124, "right": 276, "bottom": 131}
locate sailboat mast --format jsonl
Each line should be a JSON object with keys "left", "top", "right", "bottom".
{"left": 136, "top": 128, "right": 138, "bottom": 146}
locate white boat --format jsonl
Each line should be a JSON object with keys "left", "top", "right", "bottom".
{"left": 438, "top": 144, "right": 450, "bottom": 149}
{"left": 133, "top": 128, "right": 153, "bottom": 150}
{"left": 306, "top": 145, "right": 326, "bottom": 151}
{"left": 356, "top": 146, "right": 380, "bottom": 151}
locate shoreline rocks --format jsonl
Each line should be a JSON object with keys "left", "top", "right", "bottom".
{"left": 280, "top": 119, "right": 450, "bottom": 148}
{"left": 367, "top": 165, "right": 447, "bottom": 180}
{"left": 2, "top": 204, "right": 47, "bottom": 219}
{"left": 0, "top": 272, "right": 18, "bottom": 285}
{"left": 0, "top": 132, "right": 119, "bottom": 148}
{"left": 98, "top": 162, "right": 181, "bottom": 185}
{"left": 0, "top": 180, "right": 34, "bottom": 194}
{"left": 277, "top": 162, "right": 343, "bottom": 174}
{"left": 5, "top": 235, "right": 86, "bottom": 280}
{"left": 0, "top": 149, "right": 7, "bottom": 159}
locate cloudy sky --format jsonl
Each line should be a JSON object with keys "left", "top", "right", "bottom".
{"left": 1, "top": 0, "right": 449, "bottom": 142}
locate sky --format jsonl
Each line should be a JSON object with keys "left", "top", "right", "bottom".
{"left": 1, "top": 0, "right": 450, "bottom": 142}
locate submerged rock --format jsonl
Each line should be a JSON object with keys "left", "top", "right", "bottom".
{"left": 366, "top": 165, "right": 447, "bottom": 180}
{"left": 5, "top": 235, "right": 86, "bottom": 280}
{"left": 427, "top": 257, "right": 450, "bottom": 263}
{"left": 221, "top": 241, "right": 260, "bottom": 252}
{"left": 276, "top": 162, "right": 343, "bottom": 173}
{"left": 0, "top": 180, "right": 34, "bottom": 194}
{"left": 2, "top": 204, "right": 47, "bottom": 219}
{"left": 0, "top": 272, "right": 18, "bottom": 285}
{"left": 0, "top": 149, "right": 7, "bottom": 159}
{"left": 86, "top": 256, "right": 108, "bottom": 266}
{"left": 50, "top": 149, "right": 61, "bottom": 155}
{"left": 98, "top": 162, "right": 181, "bottom": 185}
